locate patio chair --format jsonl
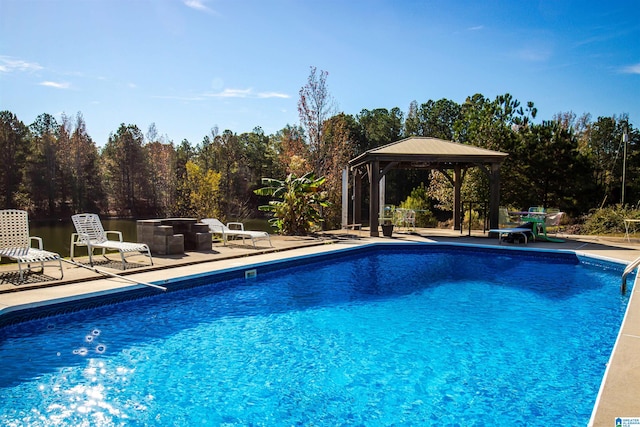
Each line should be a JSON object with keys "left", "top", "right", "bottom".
{"left": 395, "top": 208, "right": 416, "bottom": 231}
{"left": 201, "top": 218, "right": 272, "bottom": 248}
{"left": 0, "top": 209, "right": 63, "bottom": 282}
{"left": 404, "top": 209, "right": 416, "bottom": 231}
{"left": 526, "top": 206, "right": 546, "bottom": 219}
{"left": 71, "top": 213, "right": 153, "bottom": 269}
{"left": 498, "top": 207, "right": 520, "bottom": 228}
{"left": 544, "top": 209, "right": 565, "bottom": 236}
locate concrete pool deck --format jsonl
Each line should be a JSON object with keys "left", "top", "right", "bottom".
{"left": 1, "top": 228, "right": 638, "bottom": 425}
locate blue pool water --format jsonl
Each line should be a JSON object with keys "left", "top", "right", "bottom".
{"left": 0, "top": 245, "right": 631, "bottom": 426}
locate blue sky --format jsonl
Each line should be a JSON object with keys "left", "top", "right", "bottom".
{"left": 1, "top": 0, "right": 639, "bottom": 146}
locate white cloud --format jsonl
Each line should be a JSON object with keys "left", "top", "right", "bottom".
{"left": 183, "top": 0, "right": 215, "bottom": 14}
{"left": 209, "top": 88, "right": 253, "bottom": 98}
{"left": 206, "top": 88, "right": 290, "bottom": 99}
{"left": 39, "top": 81, "right": 71, "bottom": 89}
{"left": 0, "top": 56, "right": 43, "bottom": 73}
{"left": 621, "top": 63, "right": 640, "bottom": 74}
{"left": 257, "top": 91, "right": 290, "bottom": 99}
{"left": 468, "top": 25, "right": 484, "bottom": 31}
{"left": 154, "top": 87, "right": 290, "bottom": 101}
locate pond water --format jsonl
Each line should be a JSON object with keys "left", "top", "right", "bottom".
{"left": 23, "top": 218, "right": 272, "bottom": 259}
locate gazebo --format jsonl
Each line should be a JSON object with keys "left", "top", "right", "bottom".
{"left": 346, "top": 137, "right": 508, "bottom": 237}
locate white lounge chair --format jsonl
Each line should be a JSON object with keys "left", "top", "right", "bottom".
{"left": 201, "top": 218, "right": 272, "bottom": 248}
{"left": 0, "top": 209, "right": 63, "bottom": 282}
{"left": 71, "top": 213, "right": 153, "bottom": 269}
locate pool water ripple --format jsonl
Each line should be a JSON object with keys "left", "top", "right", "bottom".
{"left": 0, "top": 246, "right": 630, "bottom": 426}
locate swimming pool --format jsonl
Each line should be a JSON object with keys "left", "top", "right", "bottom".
{"left": 0, "top": 244, "right": 631, "bottom": 426}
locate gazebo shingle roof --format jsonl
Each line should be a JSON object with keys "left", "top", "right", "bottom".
{"left": 349, "top": 137, "right": 507, "bottom": 168}
{"left": 371, "top": 137, "right": 506, "bottom": 156}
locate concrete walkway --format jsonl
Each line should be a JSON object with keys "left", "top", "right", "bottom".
{"left": 1, "top": 228, "right": 638, "bottom": 424}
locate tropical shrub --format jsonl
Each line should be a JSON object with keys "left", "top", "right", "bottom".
{"left": 254, "top": 172, "right": 329, "bottom": 235}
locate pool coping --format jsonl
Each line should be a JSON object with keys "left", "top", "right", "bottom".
{"left": 588, "top": 259, "right": 640, "bottom": 426}
{"left": 1, "top": 234, "right": 639, "bottom": 423}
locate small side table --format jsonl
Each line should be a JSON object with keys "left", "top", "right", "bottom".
{"left": 623, "top": 219, "right": 640, "bottom": 242}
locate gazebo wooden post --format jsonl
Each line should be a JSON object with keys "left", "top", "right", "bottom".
{"left": 489, "top": 163, "right": 501, "bottom": 229}
{"left": 352, "top": 169, "right": 362, "bottom": 225}
{"left": 453, "top": 165, "right": 462, "bottom": 230}
{"left": 341, "top": 167, "right": 348, "bottom": 228}
{"left": 369, "top": 160, "right": 380, "bottom": 237}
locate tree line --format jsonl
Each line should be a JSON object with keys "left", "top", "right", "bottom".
{"left": 1, "top": 67, "right": 638, "bottom": 229}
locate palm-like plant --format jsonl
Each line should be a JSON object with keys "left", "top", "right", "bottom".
{"left": 254, "top": 172, "right": 329, "bottom": 235}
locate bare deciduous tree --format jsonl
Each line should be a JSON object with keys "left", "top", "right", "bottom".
{"left": 298, "top": 66, "right": 336, "bottom": 173}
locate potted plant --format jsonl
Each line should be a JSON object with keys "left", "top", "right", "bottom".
{"left": 381, "top": 219, "right": 394, "bottom": 237}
